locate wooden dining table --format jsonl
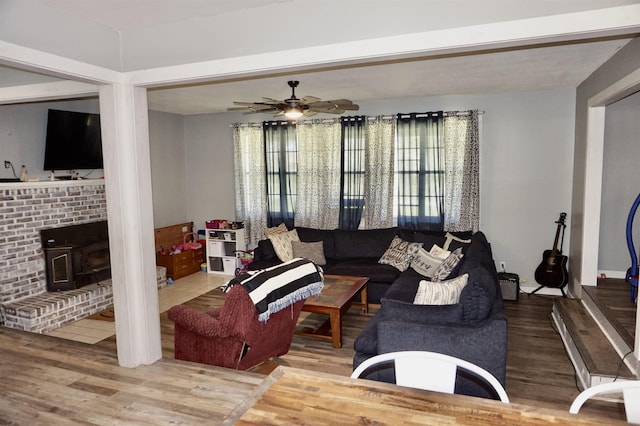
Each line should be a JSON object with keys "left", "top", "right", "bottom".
{"left": 226, "top": 366, "right": 625, "bottom": 425}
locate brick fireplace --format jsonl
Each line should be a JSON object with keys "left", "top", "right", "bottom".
{"left": 41, "top": 220, "right": 111, "bottom": 291}
{"left": 0, "top": 180, "right": 109, "bottom": 332}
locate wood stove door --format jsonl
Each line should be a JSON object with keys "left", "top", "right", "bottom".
{"left": 44, "top": 247, "right": 75, "bottom": 291}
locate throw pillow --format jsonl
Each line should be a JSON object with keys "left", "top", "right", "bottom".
{"left": 264, "top": 222, "right": 288, "bottom": 237}
{"left": 378, "top": 236, "right": 423, "bottom": 272}
{"left": 443, "top": 232, "right": 472, "bottom": 251}
{"left": 413, "top": 273, "right": 469, "bottom": 305}
{"left": 429, "top": 244, "right": 451, "bottom": 259}
{"left": 268, "top": 229, "right": 300, "bottom": 262}
{"left": 291, "top": 240, "right": 327, "bottom": 266}
{"left": 431, "top": 247, "right": 464, "bottom": 282}
{"left": 410, "top": 247, "right": 444, "bottom": 278}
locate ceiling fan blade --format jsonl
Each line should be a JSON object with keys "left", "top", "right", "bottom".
{"left": 301, "top": 96, "right": 321, "bottom": 104}
{"left": 232, "top": 101, "right": 277, "bottom": 109}
{"left": 303, "top": 110, "right": 318, "bottom": 117}
{"left": 241, "top": 108, "right": 280, "bottom": 115}
{"left": 326, "top": 99, "right": 353, "bottom": 105}
{"left": 340, "top": 104, "right": 360, "bottom": 111}
{"left": 262, "top": 97, "right": 283, "bottom": 104}
{"left": 326, "top": 99, "right": 360, "bottom": 110}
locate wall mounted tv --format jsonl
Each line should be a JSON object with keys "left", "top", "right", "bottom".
{"left": 43, "top": 109, "right": 104, "bottom": 171}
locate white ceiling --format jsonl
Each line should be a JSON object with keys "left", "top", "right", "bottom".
{"left": 2, "top": 1, "right": 639, "bottom": 115}
{"left": 146, "top": 38, "right": 632, "bottom": 115}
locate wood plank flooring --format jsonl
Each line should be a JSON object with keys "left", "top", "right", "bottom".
{"left": 0, "top": 327, "right": 265, "bottom": 424}
{"left": 2, "top": 288, "right": 630, "bottom": 424}
{"left": 588, "top": 278, "right": 637, "bottom": 346}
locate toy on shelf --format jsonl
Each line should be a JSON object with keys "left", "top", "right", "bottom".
{"left": 234, "top": 250, "right": 254, "bottom": 276}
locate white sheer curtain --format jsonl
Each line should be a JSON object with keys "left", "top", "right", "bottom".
{"left": 233, "top": 125, "right": 268, "bottom": 245}
{"left": 365, "top": 117, "right": 395, "bottom": 228}
{"left": 443, "top": 110, "right": 480, "bottom": 232}
{"left": 295, "top": 120, "right": 342, "bottom": 229}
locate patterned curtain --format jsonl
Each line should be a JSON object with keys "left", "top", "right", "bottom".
{"left": 396, "top": 112, "right": 445, "bottom": 231}
{"left": 233, "top": 124, "right": 267, "bottom": 245}
{"left": 444, "top": 110, "right": 480, "bottom": 232}
{"left": 295, "top": 120, "right": 341, "bottom": 229}
{"left": 364, "top": 116, "right": 395, "bottom": 228}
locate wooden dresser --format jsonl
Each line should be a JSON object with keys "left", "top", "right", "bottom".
{"left": 154, "top": 222, "right": 204, "bottom": 280}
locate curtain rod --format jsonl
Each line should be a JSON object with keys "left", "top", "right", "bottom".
{"left": 230, "top": 110, "right": 485, "bottom": 127}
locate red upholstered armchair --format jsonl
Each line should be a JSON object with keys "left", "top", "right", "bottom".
{"left": 167, "top": 284, "right": 305, "bottom": 370}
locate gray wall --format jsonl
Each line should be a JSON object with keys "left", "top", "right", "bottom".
{"left": 0, "top": 104, "right": 189, "bottom": 228}
{"left": 572, "top": 37, "right": 640, "bottom": 292}
{"left": 148, "top": 110, "right": 188, "bottom": 228}
{"left": 599, "top": 92, "right": 640, "bottom": 275}
{"left": 181, "top": 89, "right": 576, "bottom": 287}
{"left": 0, "top": 99, "right": 102, "bottom": 181}
{"left": 0, "top": 88, "right": 577, "bottom": 285}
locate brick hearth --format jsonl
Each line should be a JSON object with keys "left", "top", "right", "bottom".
{"left": 0, "top": 180, "right": 107, "bottom": 330}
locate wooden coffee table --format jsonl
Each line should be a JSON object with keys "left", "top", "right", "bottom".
{"left": 296, "top": 274, "right": 368, "bottom": 348}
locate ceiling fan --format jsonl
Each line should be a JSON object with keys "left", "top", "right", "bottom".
{"left": 228, "top": 80, "right": 360, "bottom": 119}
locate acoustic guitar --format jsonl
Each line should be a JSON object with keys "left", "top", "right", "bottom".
{"left": 534, "top": 213, "right": 569, "bottom": 289}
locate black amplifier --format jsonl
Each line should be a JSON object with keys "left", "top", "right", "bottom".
{"left": 498, "top": 272, "right": 519, "bottom": 301}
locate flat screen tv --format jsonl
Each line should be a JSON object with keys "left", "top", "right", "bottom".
{"left": 43, "top": 109, "right": 104, "bottom": 171}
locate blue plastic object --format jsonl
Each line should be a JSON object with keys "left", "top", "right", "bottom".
{"left": 625, "top": 193, "right": 640, "bottom": 301}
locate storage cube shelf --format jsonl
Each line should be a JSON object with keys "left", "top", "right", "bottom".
{"left": 206, "top": 228, "right": 245, "bottom": 275}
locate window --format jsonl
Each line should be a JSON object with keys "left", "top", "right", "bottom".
{"left": 238, "top": 110, "right": 478, "bottom": 241}
{"left": 340, "top": 116, "right": 366, "bottom": 229}
{"left": 264, "top": 121, "right": 297, "bottom": 228}
{"left": 395, "top": 112, "right": 445, "bottom": 230}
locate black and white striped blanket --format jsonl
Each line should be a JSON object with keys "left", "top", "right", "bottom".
{"left": 222, "top": 258, "right": 324, "bottom": 322}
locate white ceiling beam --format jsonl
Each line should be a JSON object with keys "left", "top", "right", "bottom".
{"left": 125, "top": 5, "right": 640, "bottom": 88}
{"left": 0, "top": 40, "right": 120, "bottom": 85}
{"left": 0, "top": 81, "right": 98, "bottom": 104}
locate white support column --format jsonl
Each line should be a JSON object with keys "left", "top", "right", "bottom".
{"left": 580, "top": 106, "right": 606, "bottom": 292}
{"left": 99, "top": 83, "right": 162, "bottom": 367}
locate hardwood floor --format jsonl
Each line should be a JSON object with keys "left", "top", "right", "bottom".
{"left": 1, "top": 286, "right": 629, "bottom": 424}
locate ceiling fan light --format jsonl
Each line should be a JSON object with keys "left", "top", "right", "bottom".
{"left": 284, "top": 106, "right": 303, "bottom": 118}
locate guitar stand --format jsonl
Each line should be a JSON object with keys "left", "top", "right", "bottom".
{"left": 529, "top": 285, "right": 566, "bottom": 298}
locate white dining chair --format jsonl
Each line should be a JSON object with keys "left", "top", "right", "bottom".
{"left": 569, "top": 380, "right": 640, "bottom": 424}
{"left": 351, "top": 350, "right": 509, "bottom": 403}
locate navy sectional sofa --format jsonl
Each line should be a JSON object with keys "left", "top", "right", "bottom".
{"left": 250, "top": 227, "right": 506, "bottom": 397}
{"left": 250, "top": 226, "right": 402, "bottom": 303}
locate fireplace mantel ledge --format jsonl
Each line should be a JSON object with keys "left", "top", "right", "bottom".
{"left": 0, "top": 178, "right": 104, "bottom": 189}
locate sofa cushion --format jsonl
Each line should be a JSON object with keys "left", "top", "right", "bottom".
{"left": 332, "top": 227, "right": 398, "bottom": 259}
{"left": 292, "top": 240, "right": 326, "bottom": 265}
{"left": 383, "top": 269, "right": 422, "bottom": 301}
{"left": 432, "top": 247, "right": 464, "bottom": 281}
{"left": 413, "top": 273, "right": 469, "bottom": 305}
{"left": 459, "top": 266, "right": 497, "bottom": 322}
{"left": 268, "top": 229, "right": 300, "bottom": 262}
{"left": 397, "top": 229, "right": 446, "bottom": 248}
{"left": 264, "top": 222, "right": 288, "bottom": 237}
{"left": 353, "top": 310, "right": 382, "bottom": 355}
{"left": 326, "top": 259, "right": 400, "bottom": 283}
{"left": 255, "top": 239, "right": 278, "bottom": 261}
{"left": 295, "top": 227, "right": 336, "bottom": 259}
{"left": 378, "top": 236, "right": 423, "bottom": 272}
{"left": 380, "top": 297, "right": 463, "bottom": 325}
